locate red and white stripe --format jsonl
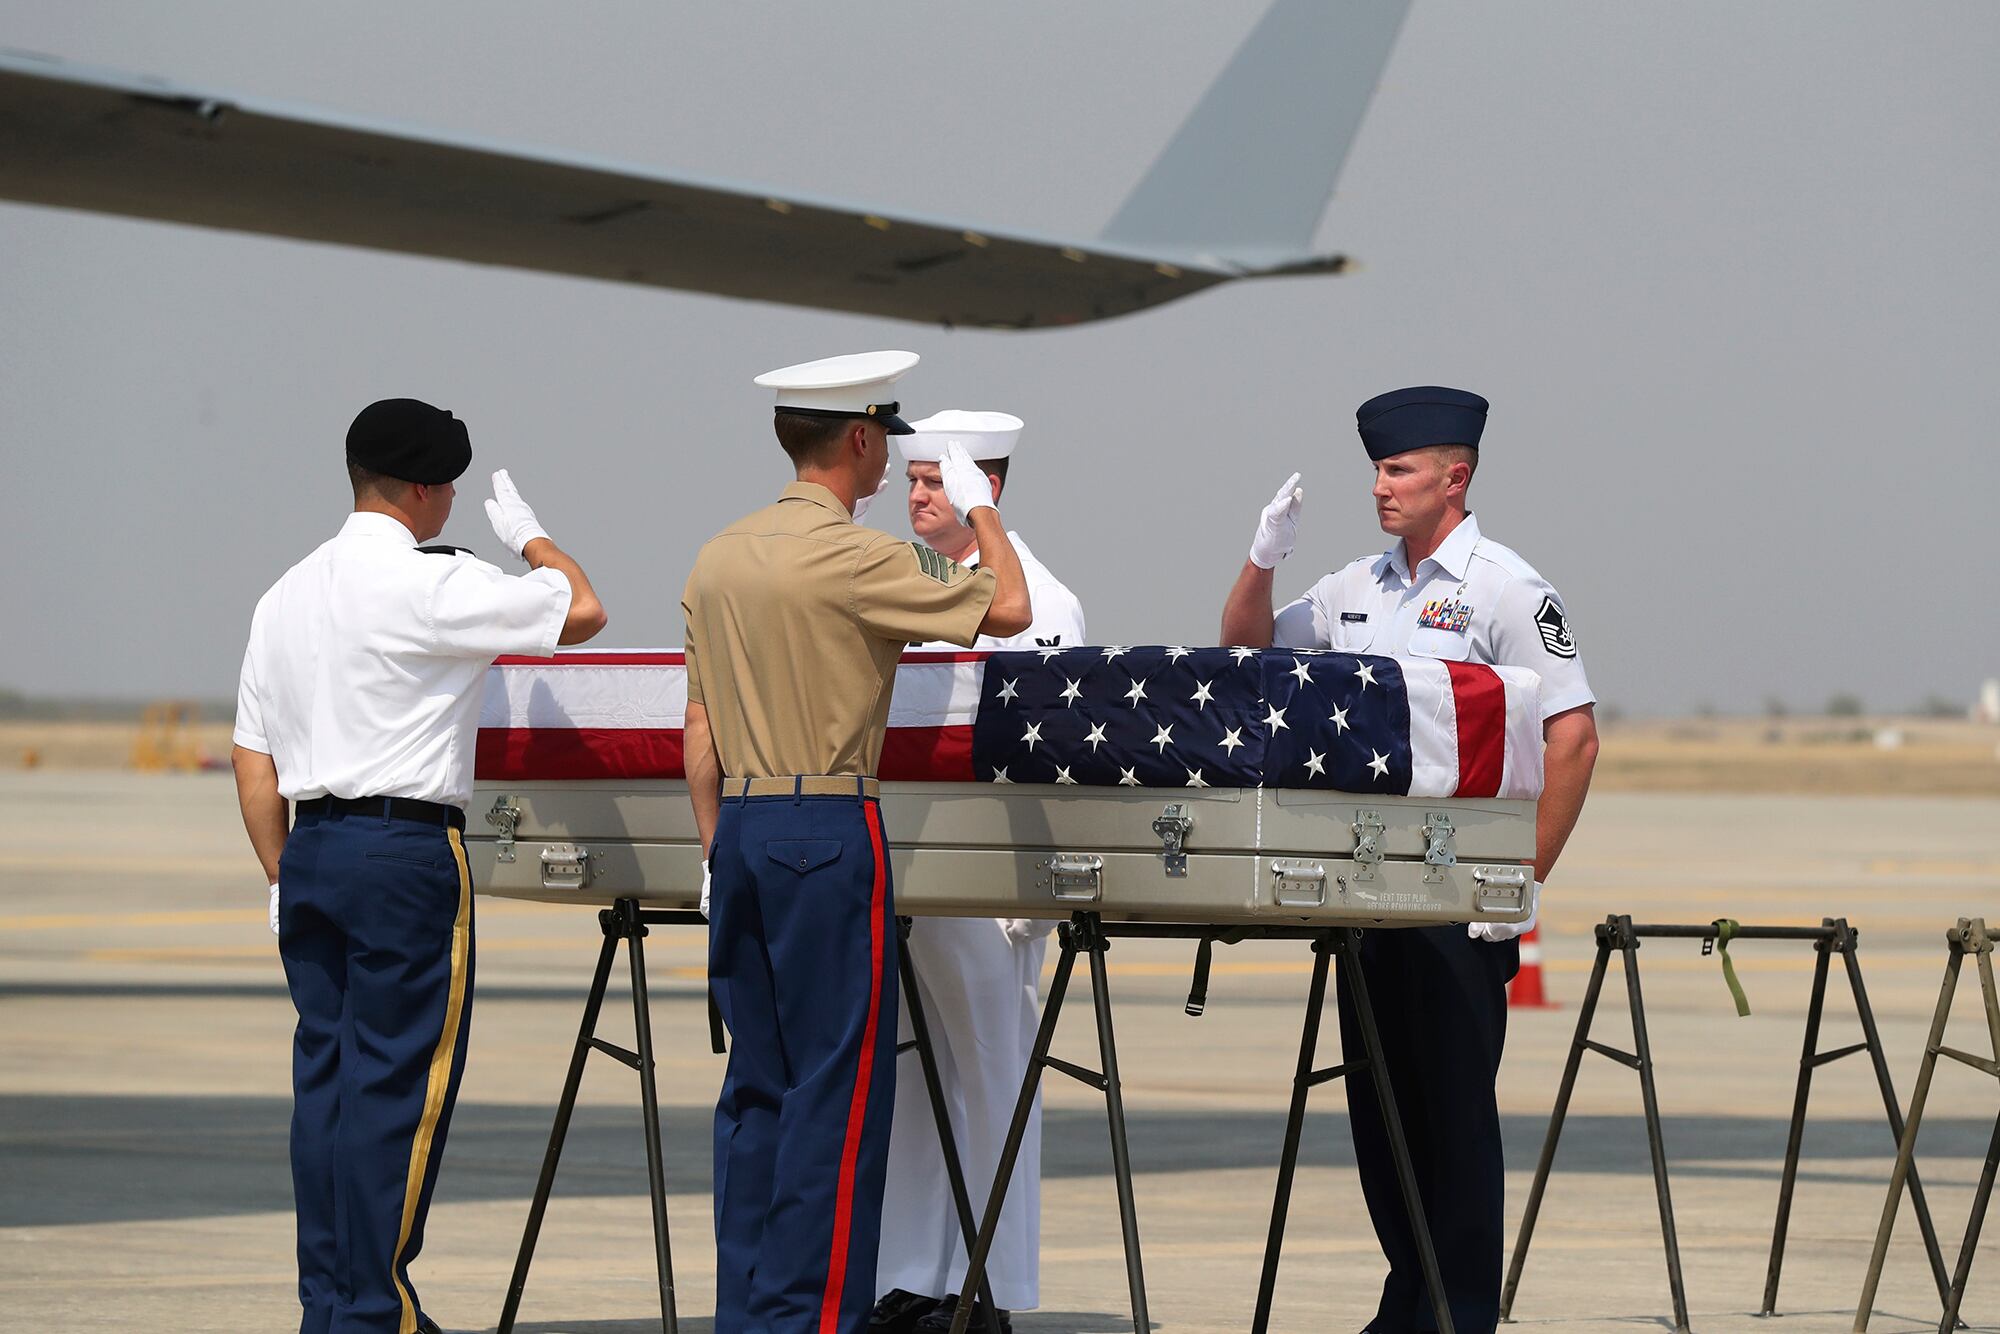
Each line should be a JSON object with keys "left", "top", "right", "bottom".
{"left": 1399, "top": 659, "right": 1545, "bottom": 800}
{"left": 478, "top": 649, "right": 1543, "bottom": 799}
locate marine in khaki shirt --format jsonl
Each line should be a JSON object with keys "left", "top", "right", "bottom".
{"left": 682, "top": 479, "right": 995, "bottom": 780}
{"left": 682, "top": 351, "right": 1031, "bottom": 1334}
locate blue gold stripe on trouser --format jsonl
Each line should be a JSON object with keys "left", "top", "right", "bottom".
{"left": 278, "top": 802, "right": 475, "bottom": 1334}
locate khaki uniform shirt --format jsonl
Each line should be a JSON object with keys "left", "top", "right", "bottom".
{"left": 682, "top": 481, "right": 997, "bottom": 779}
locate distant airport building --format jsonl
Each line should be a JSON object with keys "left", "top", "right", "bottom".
{"left": 1975, "top": 678, "right": 2000, "bottom": 724}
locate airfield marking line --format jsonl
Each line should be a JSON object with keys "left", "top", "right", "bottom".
{"left": 1, "top": 909, "right": 266, "bottom": 932}
{"left": 0, "top": 853, "right": 255, "bottom": 875}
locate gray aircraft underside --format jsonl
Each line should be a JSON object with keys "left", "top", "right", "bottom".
{"left": 0, "top": 1, "right": 1408, "bottom": 329}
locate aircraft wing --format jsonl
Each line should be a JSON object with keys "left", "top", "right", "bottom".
{"left": 0, "top": 4, "right": 1404, "bottom": 329}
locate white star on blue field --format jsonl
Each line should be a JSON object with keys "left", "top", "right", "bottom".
{"left": 970, "top": 647, "right": 1413, "bottom": 791}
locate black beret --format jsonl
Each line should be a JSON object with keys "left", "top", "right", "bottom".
{"left": 1356, "top": 386, "right": 1488, "bottom": 461}
{"left": 345, "top": 398, "right": 472, "bottom": 484}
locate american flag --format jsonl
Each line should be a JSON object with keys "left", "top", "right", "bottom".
{"left": 477, "top": 647, "right": 1541, "bottom": 800}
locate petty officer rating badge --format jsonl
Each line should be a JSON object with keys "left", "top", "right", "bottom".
{"left": 1417, "top": 597, "right": 1473, "bottom": 634}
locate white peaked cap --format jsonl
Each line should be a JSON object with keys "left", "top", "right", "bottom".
{"left": 899, "top": 409, "right": 1025, "bottom": 462}
{"left": 754, "top": 349, "right": 920, "bottom": 433}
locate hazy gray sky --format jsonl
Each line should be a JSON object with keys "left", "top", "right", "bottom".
{"left": 4, "top": 2, "right": 1997, "bottom": 714}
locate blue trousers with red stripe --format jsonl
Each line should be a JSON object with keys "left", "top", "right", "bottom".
{"left": 708, "top": 790, "right": 899, "bottom": 1334}
{"left": 278, "top": 803, "right": 476, "bottom": 1334}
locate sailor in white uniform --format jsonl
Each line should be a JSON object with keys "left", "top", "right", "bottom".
{"left": 872, "top": 411, "right": 1083, "bottom": 1334}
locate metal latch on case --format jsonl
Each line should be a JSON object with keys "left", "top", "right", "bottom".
{"left": 1041, "top": 853, "right": 1104, "bottom": 903}
{"left": 1350, "top": 809, "right": 1385, "bottom": 885}
{"left": 539, "top": 843, "right": 591, "bottom": 891}
{"left": 1270, "top": 859, "right": 1328, "bottom": 908}
{"left": 1152, "top": 803, "right": 1193, "bottom": 877}
{"left": 1472, "top": 864, "right": 1529, "bottom": 913}
{"left": 1423, "top": 811, "right": 1456, "bottom": 883}
{"left": 486, "top": 795, "right": 521, "bottom": 864}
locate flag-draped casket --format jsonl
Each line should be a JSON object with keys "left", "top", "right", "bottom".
{"left": 468, "top": 647, "right": 1542, "bottom": 925}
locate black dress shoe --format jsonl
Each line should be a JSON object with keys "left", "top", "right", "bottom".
{"left": 913, "top": 1292, "right": 1012, "bottom": 1334}
{"left": 869, "top": 1288, "right": 945, "bottom": 1333}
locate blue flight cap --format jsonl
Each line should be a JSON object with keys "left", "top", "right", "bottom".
{"left": 1355, "top": 386, "right": 1488, "bottom": 461}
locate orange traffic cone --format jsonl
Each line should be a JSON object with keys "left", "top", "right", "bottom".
{"left": 1508, "top": 926, "right": 1554, "bottom": 1007}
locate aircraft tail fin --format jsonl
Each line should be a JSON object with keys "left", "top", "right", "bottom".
{"left": 1098, "top": 0, "right": 1409, "bottom": 267}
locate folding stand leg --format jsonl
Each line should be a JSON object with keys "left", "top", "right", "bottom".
{"left": 1763, "top": 925, "right": 1836, "bottom": 1315}
{"left": 1938, "top": 923, "right": 1999, "bottom": 1332}
{"left": 1501, "top": 922, "right": 1615, "bottom": 1321}
{"left": 1840, "top": 930, "right": 1954, "bottom": 1314}
{"left": 1342, "top": 928, "right": 1457, "bottom": 1334}
{"left": 1854, "top": 922, "right": 1971, "bottom": 1332}
{"left": 1621, "top": 918, "right": 1691, "bottom": 1334}
{"left": 500, "top": 899, "right": 677, "bottom": 1334}
{"left": 894, "top": 919, "right": 1003, "bottom": 1334}
{"left": 1940, "top": 1109, "right": 1999, "bottom": 1331}
{"left": 1252, "top": 933, "right": 1339, "bottom": 1334}
{"left": 625, "top": 907, "right": 679, "bottom": 1334}
{"left": 948, "top": 918, "right": 1082, "bottom": 1334}
{"left": 1082, "top": 916, "right": 1149, "bottom": 1333}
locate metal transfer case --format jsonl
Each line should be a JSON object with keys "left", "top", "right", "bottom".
{"left": 465, "top": 779, "right": 1535, "bottom": 927}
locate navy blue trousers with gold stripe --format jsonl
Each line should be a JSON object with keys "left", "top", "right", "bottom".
{"left": 279, "top": 802, "right": 475, "bottom": 1334}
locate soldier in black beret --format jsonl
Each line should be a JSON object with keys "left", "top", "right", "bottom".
{"left": 232, "top": 397, "right": 608, "bottom": 1333}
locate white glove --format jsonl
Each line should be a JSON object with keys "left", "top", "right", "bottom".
{"left": 1000, "top": 917, "right": 1052, "bottom": 945}
{"left": 852, "top": 471, "right": 891, "bottom": 523}
{"left": 483, "top": 468, "right": 550, "bottom": 559}
{"left": 699, "top": 859, "right": 712, "bottom": 920}
{"left": 1470, "top": 880, "right": 1540, "bottom": 942}
{"left": 1247, "top": 472, "right": 1304, "bottom": 569}
{"left": 269, "top": 882, "right": 281, "bottom": 936}
{"left": 937, "top": 442, "right": 996, "bottom": 524}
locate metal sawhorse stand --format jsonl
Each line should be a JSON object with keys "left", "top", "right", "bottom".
{"left": 498, "top": 899, "right": 694, "bottom": 1334}
{"left": 946, "top": 915, "right": 1458, "bottom": 1334}
{"left": 1500, "top": 915, "right": 1952, "bottom": 1334}
{"left": 1855, "top": 916, "right": 2000, "bottom": 1334}
{"left": 495, "top": 901, "right": 1002, "bottom": 1334}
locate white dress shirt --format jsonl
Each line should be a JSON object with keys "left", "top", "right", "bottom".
{"left": 1273, "top": 512, "right": 1594, "bottom": 720}
{"left": 233, "top": 511, "right": 572, "bottom": 807}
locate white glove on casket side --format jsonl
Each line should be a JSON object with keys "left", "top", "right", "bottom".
{"left": 1469, "top": 880, "right": 1540, "bottom": 943}
{"left": 699, "top": 859, "right": 712, "bottom": 920}
{"left": 483, "top": 468, "right": 550, "bottom": 558}
{"left": 269, "top": 882, "right": 281, "bottom": 936}
{"left": 937, "top": 442, "right": 996, "bottom": 524}
{"left": 1247, "top": 472, "right": 1304, "bottom": 569}
{"left": 1000, "top": 917, "right": 1054, "bottom": 945}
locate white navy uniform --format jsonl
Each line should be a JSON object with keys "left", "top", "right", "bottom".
{"left": 878, "top": 530, "right": 1083, "bottom": 1312}
{"left": 1272, "top": 512, "right": 1593, "bottom": 718}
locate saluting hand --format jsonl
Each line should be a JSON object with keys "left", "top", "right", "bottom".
{"left": 937, "top": 442, "right": 997, "bottom": 524}
{"left": 1247, "top": 472, "right": 1304, "bottom": 569}
{"left": 484, "top": 469, "right": 551, "bottom": 559}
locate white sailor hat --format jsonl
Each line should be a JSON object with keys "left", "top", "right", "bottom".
{"left": 754, "top": 349, "right": 920, "bottom": 435}
{"left": 898, "top": 409, "right": 1024, "bottom": 462}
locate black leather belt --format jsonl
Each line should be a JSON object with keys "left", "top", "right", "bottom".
{"left": 296, "top": 794, "right": 466, "bottom": 830}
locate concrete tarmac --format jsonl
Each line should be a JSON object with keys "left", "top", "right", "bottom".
{"left": 1, "top": 771, "right": 1994, "bottom": 1331}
